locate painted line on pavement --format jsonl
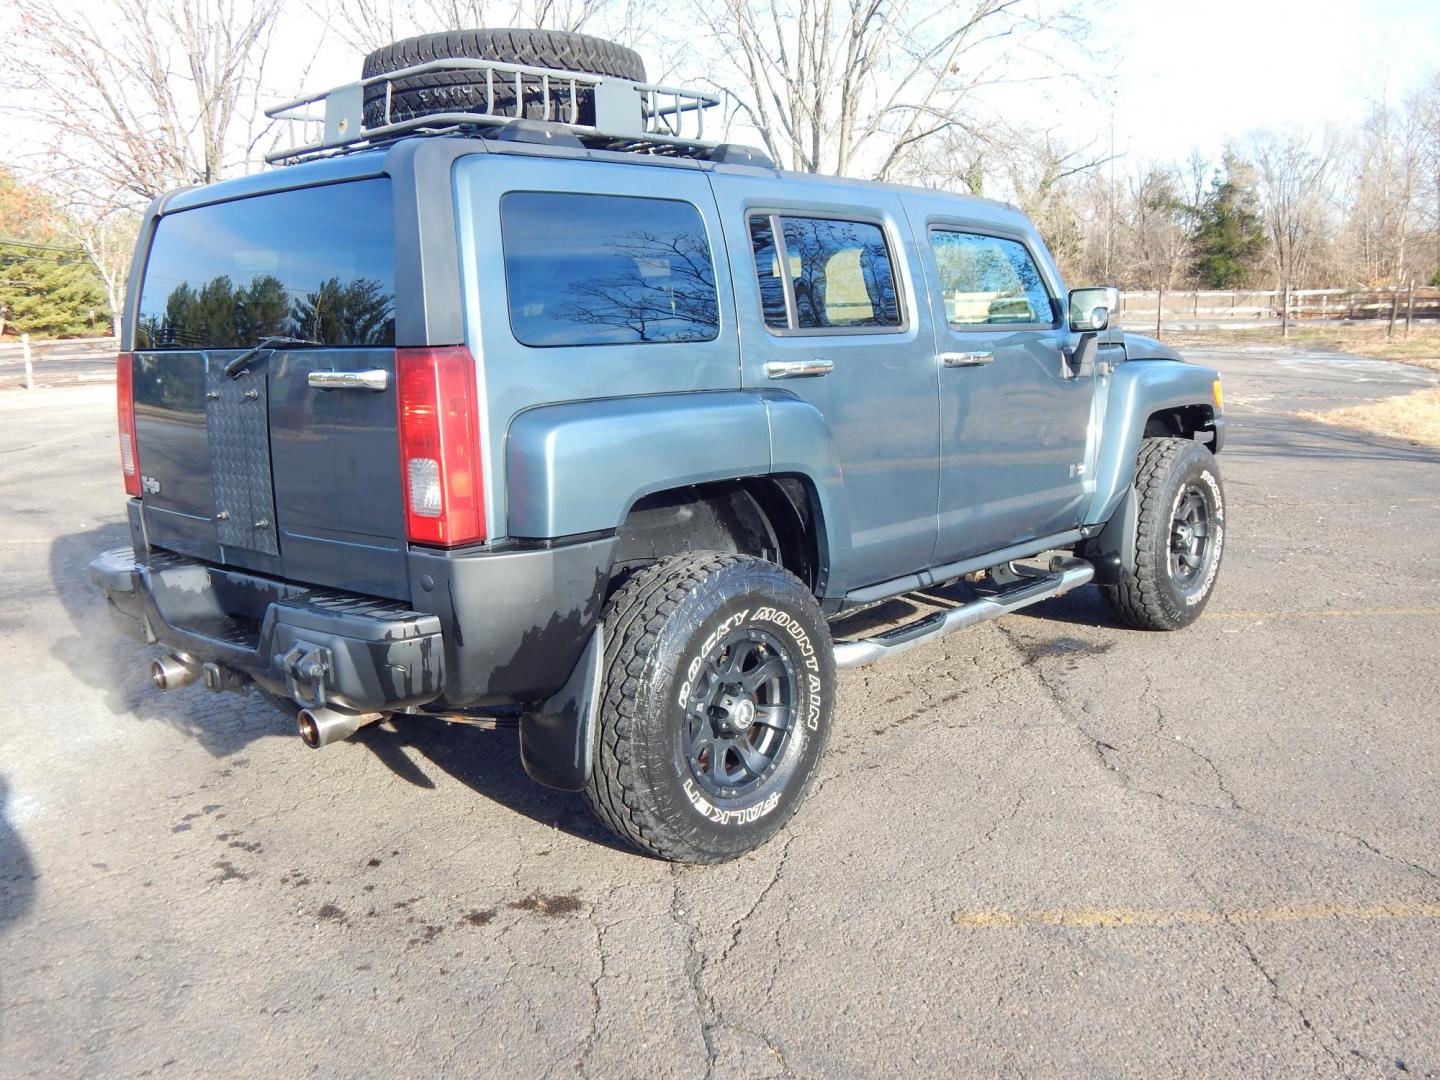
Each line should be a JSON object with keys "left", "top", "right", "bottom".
{"left": 1206, "top": 608, "right": 1440, "bottom": 619}
{"left": 953, "top": 901, "right": 1440, "bottom": 929}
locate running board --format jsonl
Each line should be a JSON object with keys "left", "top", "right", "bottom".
{"left": 832, "top": 557, "right": 1095, "bottom": 668}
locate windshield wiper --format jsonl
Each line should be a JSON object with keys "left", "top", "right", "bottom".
{"left": 224, "top": 335, "right": 321, "bottom": 378}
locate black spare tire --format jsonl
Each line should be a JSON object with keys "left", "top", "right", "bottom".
{"left": 361, "top": 28, "right": 647, "bottom": 129}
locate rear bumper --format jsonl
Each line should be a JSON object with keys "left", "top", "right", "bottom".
{"left": 90, "top": 546, "right": 445, "bottom": 712}
{"left": 94, "top": 500, "right": 617, "bottom": 712}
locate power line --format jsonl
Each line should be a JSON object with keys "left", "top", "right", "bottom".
{"left": 0, "top": 235, "right": 87, "bottom": 255}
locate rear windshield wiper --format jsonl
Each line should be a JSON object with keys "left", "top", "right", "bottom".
{"left": 224, "top": 335, "right": 321, "bottom": 379}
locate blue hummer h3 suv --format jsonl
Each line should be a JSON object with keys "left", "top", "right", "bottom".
{"left": 91, "top": 29, "right": 1226, "bottom": 863}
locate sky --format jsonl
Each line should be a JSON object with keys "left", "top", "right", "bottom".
{"left": 1091, "top": 0, "right": 1440, "bottom": 163}
{"left": 4, "top": 0, "right": 1440, "bottom": 179}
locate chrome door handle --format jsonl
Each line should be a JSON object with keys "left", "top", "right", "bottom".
{"left": 308, "top": 369, "right": 389, "bottom": 391}
{"left": 765, "top": 358, "right": 834, "bottom": 379}
{"left": 940, "top": 351, "right": 994, "bottom": 368}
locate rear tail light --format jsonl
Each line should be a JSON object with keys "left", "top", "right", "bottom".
{"left": 116, "top": 352, "right": 140, "bottom": 497}
{"left": 396, "top": 346, "right": 485, "bottom": 546}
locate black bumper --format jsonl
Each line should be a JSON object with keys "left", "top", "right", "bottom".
{"left": 92, "top": 500, "right": 617, "bottom": 714}
{"left": 90, "top": 546, "right": 446, "bottom": 712}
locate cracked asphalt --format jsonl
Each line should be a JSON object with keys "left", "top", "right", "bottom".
{"left": 2, "top": 345, "right": 1439, "bottom": 1078}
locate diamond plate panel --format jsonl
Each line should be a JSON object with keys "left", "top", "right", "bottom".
{"left": 206, "top": 367, "right": 279, "bottom": 556}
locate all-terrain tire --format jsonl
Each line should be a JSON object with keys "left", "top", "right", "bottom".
{"left": 361, "top": 28, "right": 646, "bottom": 129}
{"left": 1101, "top": 437, "right": 1226, "bottom": 630}
{"left": 585, "top": 552, "right": 835, "bottom": 864}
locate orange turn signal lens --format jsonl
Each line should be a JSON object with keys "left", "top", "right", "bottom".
{"left": 1212, "top": 379, "right": 1224, "bottom": 410}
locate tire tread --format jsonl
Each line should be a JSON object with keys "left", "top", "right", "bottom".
{"left": 1101, "top": 437, "right": 1216, "bottom": 630}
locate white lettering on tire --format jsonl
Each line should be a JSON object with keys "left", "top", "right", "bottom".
{"left": 675, "top": 602, "right": 826, "bottom": 825}
{"left": 1186, "top": 468, "right": 1225, "bottom": 605}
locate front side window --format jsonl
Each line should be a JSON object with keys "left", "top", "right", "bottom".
{"left": 929, "top": 230, "right": 1056, "bottom": 327}
{"left": 748, "top": 214, "right": 902, "bottom": 332}
{"left": 135, "top": 179, "right": 396, "bottom": 350}
{"left": 500, "top": 192, "right": 720, "bottom": 347}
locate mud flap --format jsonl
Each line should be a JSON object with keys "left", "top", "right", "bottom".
{"left": 1084, "top": 487, "right": 1137, "bottom": 584}
{"left": 519, "top": 626, "right": 603, "bottom": 791}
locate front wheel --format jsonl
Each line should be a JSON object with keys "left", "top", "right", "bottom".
{"left": 1101, "top": 437, "right": 1226, "bottom": 630}
{"left": 586, "top": 553, "right": 834, "bottom": 864}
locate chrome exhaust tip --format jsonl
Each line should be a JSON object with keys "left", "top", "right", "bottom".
{"left": 297, "top": 706, "right": 384, "bottom": 749}
{"left": 151, "top": 652, "right": 200, "bottom": 691}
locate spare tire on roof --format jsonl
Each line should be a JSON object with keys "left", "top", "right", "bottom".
{"left": 361, "top": 28, "right": 647, "bottom": 129}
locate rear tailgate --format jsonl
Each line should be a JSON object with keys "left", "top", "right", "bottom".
{"left": 131, "top": 178, "right": 411, "bottom": 600}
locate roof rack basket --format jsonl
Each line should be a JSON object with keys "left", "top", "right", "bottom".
{"left": 265, "top": 59, "right": 725, "bottom": 165}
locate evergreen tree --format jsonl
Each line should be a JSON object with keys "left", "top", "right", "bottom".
{"left": 0, "top": 170, "right": 107, "bottom": 338}
{"left": 1188, "top": 157, "right": 1267, "bottom": 288}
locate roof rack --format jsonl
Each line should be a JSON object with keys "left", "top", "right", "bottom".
{"left": 265, "top": 58, "right": 726, "bottom": 165}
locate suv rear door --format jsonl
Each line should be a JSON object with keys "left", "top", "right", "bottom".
{"left": 710, "top": 177, "right": 940, "bottom": 593}
{"left": 131, "top": 178, "right": 411, "bottom": 599}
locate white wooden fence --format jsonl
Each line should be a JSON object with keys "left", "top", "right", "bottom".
{"left": 1117, "top": 286, "right": 1440, "bottom": 336}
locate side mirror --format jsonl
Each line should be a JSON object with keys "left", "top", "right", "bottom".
{"left": 1068, "top": 286, "right": 1119, "bottom": 333}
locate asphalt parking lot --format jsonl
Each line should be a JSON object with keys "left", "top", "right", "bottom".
{"left": 2, "top": 345, "right": 1438, "bottom": 1078}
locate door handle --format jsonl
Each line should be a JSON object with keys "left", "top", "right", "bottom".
{"left": 308, "top": 369, "right": 389, "bottom": 391}
{"left": 939, "top": 351, "right": 994, "bottom": 368}
{"left": 765, "top": 358, "right": 834, "bottom": 379}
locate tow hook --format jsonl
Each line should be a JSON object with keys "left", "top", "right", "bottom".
{"left": 280, "top": 642, "right": 333, "bottom": 708}
{"left": 202, "top": 661, "right": 248, "bottom": 693}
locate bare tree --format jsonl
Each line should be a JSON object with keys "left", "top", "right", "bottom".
{"left": 1242, "top": 129, "right": 1334, "bottom": 292}
{"left": 6, "top": 0, "right": 285, "bottom": 201}
{"left": 4, "top": 0, "right": 290, "bottom": 331}
{"left": 1412, "top": 75, "right": 1440, "bottom": 283}
{"left": 687, "top": 0, "right": 1088, "bottom": 180}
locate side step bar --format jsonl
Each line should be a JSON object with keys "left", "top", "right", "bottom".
{"left": 832, "top": 557, "right": 1095, "bottom": 668}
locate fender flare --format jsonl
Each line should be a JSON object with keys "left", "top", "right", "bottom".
{"left": 506, "top": 389, "right": 853, "bottom": 597}
{"left": 1086, "top": 359, "right": 1220, "bottom": 527}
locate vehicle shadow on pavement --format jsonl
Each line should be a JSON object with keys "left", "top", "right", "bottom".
{"left": 0, "top": 775, "right": 37, "bottom": 1054}
{"left": 352, "top": 717, "right": 631, "bottom": 853}
{"left": 0, "top": 775, "right": 37, "bottom": 939}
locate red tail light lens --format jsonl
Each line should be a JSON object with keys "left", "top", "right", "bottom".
{"left": 396, "top": 346, "right": 485, "bottom": 546}
{"left": 116, "top": 352, "right": 141, "bottom": 497}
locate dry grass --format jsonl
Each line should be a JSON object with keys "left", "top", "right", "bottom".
{"left": 1166, "top": 323, "right": 1440, "bottom": 373}
{"left": 1300, "top": 387, "right": 1440, "bottom": 448}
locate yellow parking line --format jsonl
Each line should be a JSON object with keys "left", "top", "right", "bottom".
{"left": 953, "top": 901, "right": 1440, "bottom": 929}
{"left": 1206, "top": 608, "right": 1440, "bottom": 619}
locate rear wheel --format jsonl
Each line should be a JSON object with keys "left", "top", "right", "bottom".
{"left": 586, "top": 553, "right": 834, "bottom": 863}
{"left": 1101, "top": 437, "right": 1225, "bottom": 630}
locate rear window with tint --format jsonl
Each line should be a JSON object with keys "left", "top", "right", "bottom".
{"left": 135, "top": 179, "right": 396, "bottom": 350}
{"left": 500, "top": 192, "right": 720, "bottom": 347}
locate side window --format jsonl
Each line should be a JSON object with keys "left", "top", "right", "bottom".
{"left": 929, "top": 230, "right": 1056, "bottom": 328}
{"left": 500, "top": 192, "right": 720, "bottom": 347}
{"left": 746, "top": 214, "right": 902, "bottom": 332}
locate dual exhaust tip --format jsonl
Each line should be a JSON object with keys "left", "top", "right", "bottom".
{"left": 150, "top": 651, "right": 383, "bottom": 749}
{"left": 296, "top": 705, "right": 384, "bottom": 749}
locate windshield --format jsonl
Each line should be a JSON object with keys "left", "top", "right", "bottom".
{"left": 134, "top": 179, "right": 396, "bottom": 351}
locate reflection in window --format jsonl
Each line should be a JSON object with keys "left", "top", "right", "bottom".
{"left": 501, "top": 193, "right": 719, "bottom": 347}
{"left": 748, "top": 216, "right": 790, "bottom": 329}
{"left": 929, "top": 231, "right": 1055, "bottom": 327}
{"left": 753, "top": 217, "right": 900, "bottom": 331}
{"left": 134, "top": 179, "right": 396, "bottom": 349}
